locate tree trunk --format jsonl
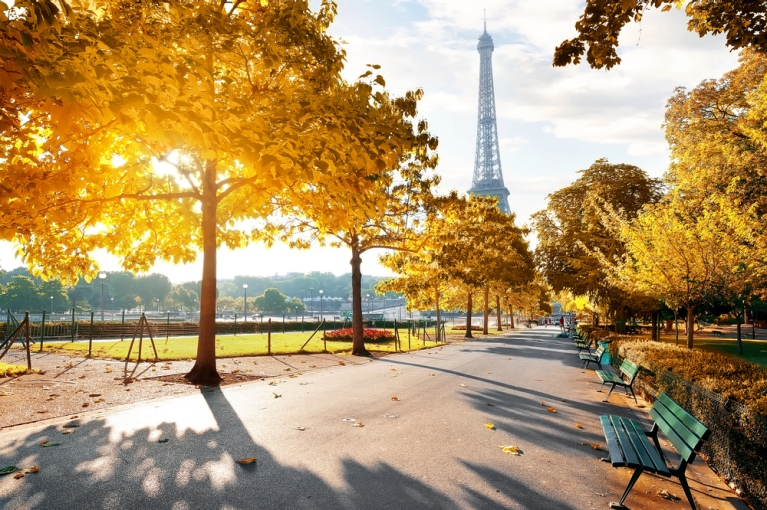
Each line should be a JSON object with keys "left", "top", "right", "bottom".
{"left": 483, "top": 285, "right": 490, "bottom": 335}
{"left": 465, "top": 291, "right": 473, "bottom": 339}
{"left": 736, "top": 311, "right": 743, "bottom": 355}
{"left": 509, "top": 304, "right": 515, "bottom": 329}
{"left": 496, "top": 295, "right": 503, "bottom": 331}
{"left": 651, "top": 312, "right": 658, "bottom": 341}
{"left": 185, "top": 161, "right": 222, "bottom": 386}
{"left": 350, "top": 241, "right": 369, "bottom": 356}
{"left": 435, "top": 283, "right": 441, "bottom": 342}
{"left": 674, "top": 309, "right": 679, "bottom": 346}
{"left": 686, "top": 305, "right": 694, "bottom": 349}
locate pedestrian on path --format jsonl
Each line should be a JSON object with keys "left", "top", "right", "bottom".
{"left": 559, "top": 316, "right": 564, "bottom": 332}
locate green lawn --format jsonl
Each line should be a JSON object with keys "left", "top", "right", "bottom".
{"left": 41, "top": 328, "right": 446, "bottom": 361}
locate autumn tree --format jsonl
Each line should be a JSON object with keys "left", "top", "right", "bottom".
{"left": 554, "top": 0, "right": 767, "bottom": 70}
{"left": 279, "top": 89, "right": 439, "bottom": 356}
{"left": 532, "top": 158, "right": 662, "bottom": 324}
{"left": 1, "top": 1, "right": 419, "bottom": 384}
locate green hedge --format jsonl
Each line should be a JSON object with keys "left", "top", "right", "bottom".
{"left": 609, "top": 338, "right": 767, "bottom": 510}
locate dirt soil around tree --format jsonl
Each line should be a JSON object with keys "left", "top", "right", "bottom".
{"left": 0, "top": 350, "right": 379, "bottom": 430}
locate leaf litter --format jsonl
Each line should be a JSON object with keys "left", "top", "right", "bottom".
{"left": 499, "top": 445, "right": 521, "bottom": 455}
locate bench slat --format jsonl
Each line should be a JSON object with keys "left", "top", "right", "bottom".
{"left": 600, "top": 415, "right": 627, "bottom": 467}
{"left": 625, "top": 418, "right": 671, "bottom": 476}
{"left": 651, "top": 404, "right": 699, "bottom": 461}
{"left": 609, "top": 415, "right": 642, "bottom": 468}
{"left": 596, "top": 370, "right": 622, "bottom": 384}
{"left": 657, "top": 393, "right": 709, "bottom": 440}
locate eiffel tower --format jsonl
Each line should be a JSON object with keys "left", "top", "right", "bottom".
{"left": 468, "top": 21, "right": 511, "bottom": 214}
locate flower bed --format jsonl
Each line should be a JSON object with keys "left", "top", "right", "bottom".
{"left": 324, "top": 328, "right": 394, "bottom": 342}
{"left": 451, "top": 325, "right": 483, "bottom": 331}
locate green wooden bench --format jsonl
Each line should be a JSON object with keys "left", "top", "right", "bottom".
{"left": 596, "top": 359, "right": 640, "bottom": 404}
{"left": 600, "top": 392, "right": 710, "bottom": 509}
{"left": 579, "top": 345, "right": 606, "bottom": 369}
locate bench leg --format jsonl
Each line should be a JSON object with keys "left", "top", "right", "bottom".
{"left": 678, "top": 471, "right": 697, "bottom": 510}
{"left": 603, "top": 383, "right": 617, "bottom": 402}
{"left": 611, "top": 467, "right": 643, "bottom": 508}
{"left": 626, "top": 386, "right": 637, "bottom": 405}
{"left": 598, "top": 380, "right": 607, "bottom": 392}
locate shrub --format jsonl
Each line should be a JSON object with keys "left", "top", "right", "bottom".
{"left": 611, "top": 338, "right": 767, "bottom": 413}
{"left": 451, "top": 325, "right": 483, "bottom": 331}
{"left": 324, "top": 328, "right": 394, "bottom": 342}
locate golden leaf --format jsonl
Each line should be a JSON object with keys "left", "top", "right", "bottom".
{"left": 235, "top": 457, "right": 257, "bottom": 465}
{"left": 499, "top": 445, "right": 520, "bottom": 455}
{"left": 484, "top": 423, "right": 495, "bottom": 430}
{"left": 547, "top": 408, "right": 557, "bottom": 413}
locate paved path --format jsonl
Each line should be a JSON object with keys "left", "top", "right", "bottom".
{"left": 0, "top": 329, "right": 745, "bottom": 509}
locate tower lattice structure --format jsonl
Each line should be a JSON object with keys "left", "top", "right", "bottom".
{"left": 468, "top": 23, "right": 511, "bottom": 214}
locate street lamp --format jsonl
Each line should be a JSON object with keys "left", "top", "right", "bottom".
{"left": 309, "top": 287, "right": 314, "bottom": 316}
{"left": 156, "top": 298, "right": 160, "bottom": 311}
{"left": 243, "top": 284, "right": 248, "bottom": 322}
{"left": 300, "top": 289, "right": 305, "bottom": 323}
{"left": 319, "top": 290, "right": 324, "bottom": 320}
{"left": 366, "top": 293, "right": 371, "bottom": 315}
{"left": 110, "top": 297, "right": 114, "bottom": 320}
{"left": 99, "top": 272, "right": 107, "bottom": 321}
{"left": 50, "top": 296, "right": 53, "bottom": 314}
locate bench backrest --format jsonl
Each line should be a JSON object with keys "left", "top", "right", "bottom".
{"left": 593, "top": 345, "right": 605, "bottom": 358}
{"left": 618, "top": 359, "right": 640, "bottom": 381}
{"left": 650, "top": 393, "right": 710, "bottom": 464}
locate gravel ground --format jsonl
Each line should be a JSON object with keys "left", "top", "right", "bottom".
{"left": 0, "top": 350, "right": 376, "bottom": 430}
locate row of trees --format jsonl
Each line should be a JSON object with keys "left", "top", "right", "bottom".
{"left": 534, "top": 50, "right": 767, "bottom": 353}
{"left": 0, "top": 1, "right": 442, "bottom": 384}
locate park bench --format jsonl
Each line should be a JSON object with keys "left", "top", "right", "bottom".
{"left": 596, "top": 359, "right": 640, "bottom": 404}
{"left": 574, "top": 330, "right": 593, "bottom": 353}
{"left": 579, "top": 345, "right": 606, "bottom": 370}
{"left": 599, "top": 392, "right": 709, "bottom": 510}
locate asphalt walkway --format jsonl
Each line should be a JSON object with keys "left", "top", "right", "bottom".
{"left": 0, "top": 328, "right": 746, "bottom": 509}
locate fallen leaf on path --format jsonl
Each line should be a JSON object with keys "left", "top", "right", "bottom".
{"left": 268, "top": 381, "right": 277, "bottom": 386}
{"left": 459, "top": 384, "right": 467, "bottom": 388}
{"left": 487, "top": 403, "right": 495, "bottom": 406}
{"left": 540, "top": 401, "right": 546, "bottom": 406}
{"left": 547, "top": 408, "right": 557, "bottom": 413}
{"left": 105, "top": 368, "right": 112, "bottom": 373}
{"left": 353, "top": 422, "right": 364, "bottom": 428}
{"left": 0, "top": 466, "right": 17, "bottom": 475}
{"left": 338, "top": 361, "right": 345, "bottom": 366}
{"left": 273, "top": 393, "right": 282, "bottom": 399}
{"left": 81, "top": 403, "right": 89, "bottom": 408}
{"left": 590, "top": 442, "right": 603, "bottom": 450}
{"left": 391, "top": 396, "right": 400, "bottom": 401}
{"left": 309, "top": 365, "right": 316, "bottom": 368}
{"left": 295, "top": 427, "right": 307, "bottom": 431}
{"left": 89, "top": 394, "right": 101, "bottom": 398}
{"left": 13, "top": 473, "right": 24, "bottom": 479}
{"left": 428, "top": 373, "right": 435, "bottom": 376}
{"left": 42, "top": 386, "right": 51, "bottom": 390}
{"left": 507, "top": 357, "right": 512, "bottom": 360}
{"left": 24, "top": 466, "right": 39, "bottom": 474}
{"left": 0, "top": 392, "right": 13, "bottom": 397}
{"left": 46, "top": 397, "right": 54, "bottom": 401}
{"left": 575, "top": 423, "right": 583, "bottom": 429}
{"left": 390, "top": 368, "right": 396, "bottom": 371}
{"left": 561, "top": 399, "right": 567, "bottom": 402}
{"left": 499, "top": 445, "right": 521, "bottom": 455}
{"left": 484, "top": 423, "right": 495, "bottom": 430}
{"left": 78, "top": 375, "right": 86, "bottom": 379}
{"left": 62, "top": 430, "right": 73, "bottom": 435}
{"left": 235, "top": 458, "right": 257, "bottom": 465}
{"left": 657, "top": 490, "right": 680, "bottom": 501}
{"left": 40, "top": 442, "right": 60, "bottom": 447}
{"left": 284, "top": 368, "right": 291, "bottom": 371}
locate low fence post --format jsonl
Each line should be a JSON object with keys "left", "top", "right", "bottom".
{"left": 166, "top": 312, "right": 170, "bottom": 341}
{"left": 24, "top": 312, "right": 32, "bottom": 369}
{"left": 323, "top": 319, "right": 327, "bottom": 353}
{"left": 121, "top": 309, "right": 125, "bottom": 341}
{"left": 71, "top": 308, "right": 76, "bottom": 342}
{"left": 88, "top": 311, "right": 94, "bottom": 357}
{"left": 408, "top": 322, "right": 411, "bottom": 350}
{"left": 267, "top": 318, "right": 272, "bottom": 355}
{"left": 234, "top": 313, "right": 237, "bottom": 336}
{"left": 39, "top": 309, "right": 46, "bottom": 352}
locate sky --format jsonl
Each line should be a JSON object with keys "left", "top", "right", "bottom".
{"left": 0, "top": 1, "right": 741, "bottom": 283}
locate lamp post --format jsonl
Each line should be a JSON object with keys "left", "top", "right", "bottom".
{"left": 156, "top": 298, "right": 160, "bottom": 311}
{"left": 300, "top": 289, "right": 305, "bottom": 323}
{"left": 319, "top": 290, "right": 324, "bottom": 321}
{"left": 367, "top": 293, "right": 371, "bottom": 315}
{"left": 99, "top": 272, "right": 107, "bottom": 321}
{"left": 110, "top": 297, "right": 114, "bottom": 320}
{"left": 309, "top": 287, "right": 314, "bottom": 316}
{"left": 50, "top": 296, "right": 53, "bottom": 314}
{"left": 243, "top": 284, "right": 248, "bottom": 322}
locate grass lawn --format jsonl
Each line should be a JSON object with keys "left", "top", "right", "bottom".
{"left": 648, "top": 334, "right": 767, "bottom": 368}
{"left": 40, "top": 328, "right": 446, "bottom": 361}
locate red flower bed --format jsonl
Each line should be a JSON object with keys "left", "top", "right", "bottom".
{"left": 324, "top": 328, "right": 394, "bottom": 342}
{"left": 451, "top": 325, "right": 483, "bottom": 331}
